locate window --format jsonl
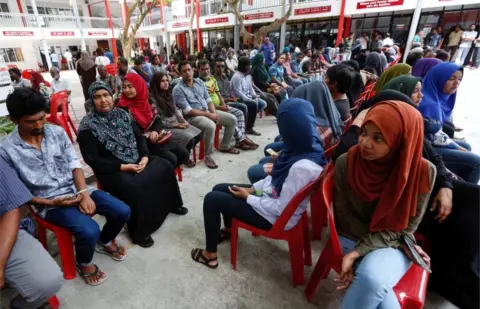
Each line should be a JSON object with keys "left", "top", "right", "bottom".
{"left": 0, "top": 48, "right": 24, "bottom": 62}
{"left": 0, "top": 3, "right": 9, "bottom": 13}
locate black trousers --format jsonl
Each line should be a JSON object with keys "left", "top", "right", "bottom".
{"left": 148, "top": 143, "right": 189, "bottom": 168}
{"left": 203, "top": 183, "right": 272, "bottom": 253}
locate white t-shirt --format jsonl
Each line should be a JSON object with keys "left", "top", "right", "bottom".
{"left": 50, "top": 54, "right": 59, "bottom": 62}
{"left": 64, "top": 51, "right": 72, "bottom": 61}
{"left": 307, "top": 39, "right": 312, "bottom": 50}
{"left": 360, "top": 37, "right": 368, "bottom": 50}
{"left": 382, "top": 37, "right": 394, "bottom": 47}
{"left": 460, "top": 30, "right": 478, "bottom": 48}
{"left": 95, "top": 56, "right": 111, "bottom": 66}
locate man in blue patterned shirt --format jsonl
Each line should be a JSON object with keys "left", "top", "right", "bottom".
{"left": 0, "top": 88, "right": 131, "bottom": 286}
{"left": 0, "top": 157, "right": 63, "bottom": 309}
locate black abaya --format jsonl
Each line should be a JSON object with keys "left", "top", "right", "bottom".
{"left": 78, "top": 121, "right": 184, "bottom": 243}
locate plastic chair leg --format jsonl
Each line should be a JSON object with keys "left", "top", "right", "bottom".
{"left": 192, "top": 146, "right": 197, "bottom": 163}
{"left": 214, "top": 126, "right": 220, "bottom": 151}
{"left": 66, "top": 114, "right": 78, "bottom": 136}
{"left": 230, "top": 221, "right": 239, "bottom": 271}
{"left": 55, "top": 230, "right": 76, "bottom": 280}
{"left": 302, "top": 214, "right": 312, "bottom": 266}
{"left": 59, "top": 118, "right": 74, "bottom": 143}
{"left": 310, "top": 193, "right": 324, "bottom": 240}
{"left": 37, "top": 224, "right": 48, "bottom": 250}
{"left": 175, "top": 167, "right": 183, "bottom": 182}
{"left": 287, "top": 229, "right": 305, "bottom": 286}
{"left": 259, "top": 111, "right": 263, "bottom": 118}
{"left": 48, "top": 295, "right": 60, "bottom": 309}
{"left": 305, "top": 242, "right": 332, "bottom": 302}
{"left": 199, "top": 138, "right": 205, "bottom": 160}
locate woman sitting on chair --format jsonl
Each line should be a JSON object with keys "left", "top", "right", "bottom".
{"left": 78, "top": 81, "right": 187, "bottom": 248}
{"left": 333, "top": 101, "right": 435, "bottom": 309}
{"left": 191, "top": 98, "right": 327, "bottom": 268}
{"left": 118, "top": 73, "right": 191, "bottom": 168}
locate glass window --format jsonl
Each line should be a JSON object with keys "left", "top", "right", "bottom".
{"left": 391, "top": 15, "right": 412, "bottom": 46}
{"left": 0, "top": 3, "right": 9, "bottom": 12}
{"left": 459, "top": 9, "right": 479, "bottom": 30}
{"left": 363, "top": 17, "right": 376, "bottom": 30}
{"left": 37, "top": 7, "right": 45, "bottom": 14}
{"left": 442, "top": 11, "right": 462, "bottom": 32}
{"left": 377, "top": 16, "right": 391, "bottom": 28}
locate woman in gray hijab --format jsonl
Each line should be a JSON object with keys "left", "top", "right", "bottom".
{"left": 364, "top": 51, "right": 384, "bottom": 77}
{"left": 76, "top": 51, "right": 97, "bottom": 101}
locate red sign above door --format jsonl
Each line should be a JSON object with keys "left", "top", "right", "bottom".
{"left": 205, "top": 17, "right": 229, "bottom": 24}
{"left": 357, "top": 0, "right": 404, "bottom": 9}
{"left": 294, "top": 6, "right": 331, "bottom": 15}
{"left": 2, "top": 31, "right": 34, "bottom": 36}
{"left": 244, "top": 12, "right": 274, "bottom": 20}
{"left": 50, "top": 31, "right": 75, "bottom": 36}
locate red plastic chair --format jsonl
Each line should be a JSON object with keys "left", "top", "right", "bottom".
{"left": 310, "top": 163, "right": 334, "bottom": 240}
{"left": 29, "top": 206, "right": 76, "bottom": 280}
{"left": 230, "top": 177, "right": 321, "bottom": 286}
{"left": 305, "top": 170, "right": 430, "bottom": 309}
{"left": 49, "top": 295, "right": 60, "bottom": 309}
{"left": 105, "top": 64, "right": 118, "bottom": 76}
{"left": 192, "top": 137, "right": 205, "bottom": 162}
{"left": 47, "top": 91, "right": 77, "bottom": 143}
{"left": 214, "top": 125, "right": 221, "bottom": 151}
{"left": 174, "top": 167, "right": 183, "bottom": 182}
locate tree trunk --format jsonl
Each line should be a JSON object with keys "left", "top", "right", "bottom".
{"left": 188, "top": 1, "right": 196, "bottom": 55}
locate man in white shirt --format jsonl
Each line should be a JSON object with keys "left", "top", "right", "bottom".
{"left": 64, "top": 49, "right": 74, "bottom": 70}
{"left": 382, "top": 33, "right": 394, "bottom": 47}
{"left": 456, "top": 24, "right": 478, "bottom": 66}
{"left": 50, "top": 53, "right": 59, "bottom": 69}
{"left": 359, "top": 32, "right": 369, "bottom": 51}
{"left": 49, "top": 67, "right": 71, "bottom": 95}
{"left": 225, "top": 50, "right": 238, "bottom": 75}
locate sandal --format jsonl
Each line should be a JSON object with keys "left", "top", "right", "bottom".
{"left": 246, "top": 129, "right": 262, "bottom": 136}
{"left": 244, "top": 138, "right": 259, "bottom": 150}
{"left": 191, "top": 248, "right": 218, "bottom": 269}
{"left": 235, "top": 141, "right": 256, "bottom": 151}
{"left": 183, "top": 159, "right": 196, "bottom": 168}
{"left": 76, "top": 264, "right": 108, "bottom": 286}
{"left": 204, "top": 157, "right": 218, "bottom": 169}
{"left": 218, "top": 229, "right": 231, "bottom": 244}
{"left": 95, "top": 241, "right": 127, "bottom": 261}
{"left": 219, "top": 148, "right": 241, "bottom": 154}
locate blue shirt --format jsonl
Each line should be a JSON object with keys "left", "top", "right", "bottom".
{"left": 105, "top": 51, "right": 114, "bottom": 63}
{"left": 258, "top": 42, "right": 275, "bottom": 66}
{"left": 429, "top": 34, "right": 442, "bottom": 48}
{"left": 230, "top": 71, "right": 257, "bottom": 102}
{"left": 268, "top": 63, "right": 285, "bottom": 82}
{"left": 172, "top": 78, "right": 212, "bottom": 115}
{"left": 0, "top": 125, "right": 83, "bottom": 218}
{"left": 0, "top": 157, "right": 34, "bottom": 233}
{"left": 291, "top": 60, "right": 301, "bottom": 74}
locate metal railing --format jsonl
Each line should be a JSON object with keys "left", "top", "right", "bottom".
{"left": 0, "top": 12, "right": 122, "bottom": 29}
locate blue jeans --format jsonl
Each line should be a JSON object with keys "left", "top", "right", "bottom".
{"left": 263, "top": 141, "right": 284, "bottom": 156}
{"left": 238, "top": 99, "right": 266, "bottom": 130}
{"left": 46, "top": 190, "right": 131, "bottom": 265}
{"left": 433, "top": 140, "right": 480, "bottom": 184}
{"left": 339, "top": 236, "right": 411, "bottom": 309}
{"left": 247, "top": 156, "right": 273, "bottom": 184}
{"left": 289, "top": 78, "right": 303, "bottom": 88}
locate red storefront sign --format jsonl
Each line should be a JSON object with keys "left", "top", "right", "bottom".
{"left": 205, "top": 17, "right": 229, "bottom": 24}
{"left": 50, "top": 31, "right": 75, "bottom": 36}
{"left": 244, "top": 12, "right": 274, "bottom": 20}
{"left": 357, "top": 0, "right": 404, "bottom": 9}
{"left": 294, "top": 6, "right": 331, "bottom": 15}
{"left": 88, "top": 31, "right": 108, "bottom": 36}
{"left": 171, "top": 22, "right": 189, "bottom": 28}
{"left": 2, "top": 31, "right": 34, "bottom": 36}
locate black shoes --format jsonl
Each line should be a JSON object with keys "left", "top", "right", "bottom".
{"left": 135, "top": 236, "right": 154, "bottom": 248}
{"left": 171, "top": 206, "right": 188, "bottom": 215}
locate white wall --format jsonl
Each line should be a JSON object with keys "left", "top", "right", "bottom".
{"left": 4, "top": 41, "right": 38, "bottom": 69}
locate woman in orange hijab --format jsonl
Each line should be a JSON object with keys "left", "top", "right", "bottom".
{"left": 333, "top": 101, "right": 436, "bottom": 309}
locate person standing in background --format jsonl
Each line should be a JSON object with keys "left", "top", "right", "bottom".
{"left": 76, "top": 51, "right": 97, "bottom": 101}
{"left": 473, "top": 34, "right": 480, "bottom": 69}
{"left": 258, "top": 37, "right": 276, "bottom": 67}
{"left": 104, "top": 49, "right": 114, "bottom": 63}
{"left": 50, "top": 52, "right": 59, "bottom": 68}
{"left": 94, "top": 48, "right": 111, "bottom": 66}
{"left": 359, "top": 32, "right": 369, "bottom": 51}
{"left": 456, "top": 24, "right": 477, "bottom": 66}
{"left": 64, "top": 49, "right": 74, "bottom": 70}
{"left": 343, "top": 33, "right": 354, "bottom": 61}
{"left": 446, "top": 25, "right": 463, "bottom": 61}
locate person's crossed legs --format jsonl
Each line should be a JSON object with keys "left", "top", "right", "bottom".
{"left": 45, "top": 190, "right": 130, "bottom": 285}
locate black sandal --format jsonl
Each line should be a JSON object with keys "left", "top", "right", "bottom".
{"left": 76, "top": 264, "right": 108, "bottom": 286}
{"left": 218, "top": 229, "right": 231, "bottom": 244}
{"left": 191, "top": 248, "right": 218, "bottom": 269}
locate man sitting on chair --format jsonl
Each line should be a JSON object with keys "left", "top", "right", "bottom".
{"left": 0, "top": 88, "right": 131, "bottom": 287}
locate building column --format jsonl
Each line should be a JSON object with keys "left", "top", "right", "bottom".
{"left": 343, "top": 17, "right": 352, "bottom": 38}
{"left": 71, "top": 0, "right": 86, "bottom": 51}
{"left": 336, "top": 0, "right": 347, "bottom": 46}
{"left": 279, "top": 0, "right": 286, "bottom": 52}
{"left": 105, "top": 0, "right": 118, "bottom": 59}
{"left": 403, "top": 0, "right": 424, "bottom": 62}
{"left": 16, "top": 0, "right": 27, "bottom": 27}
{"left": 29, "top": 0, "right": 51, "bottom": 69}
{"left": 233, "top": 0, "right": 241, "bottom": 51}
{"left": 195, "top": 0, "right": 202, "bottom": 52}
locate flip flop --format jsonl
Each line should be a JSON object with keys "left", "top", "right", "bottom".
{"left": 76, "top": 264, "right": 108, "bottom": 286}
{"left": 204, "top": 157, "right": 218, "bottom": 169}
{"left": 95, "top": 242, "right": 127, "bottom": 262}
{"left": 219, "top": 148, "right": 241, "bottom": 154}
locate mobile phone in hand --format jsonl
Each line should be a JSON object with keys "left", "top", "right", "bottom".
{"left": 266, "top": 148, "right": 278, "bottom": 156}
{"left": 401, "top": 235, "right": 432, "bottom": 273}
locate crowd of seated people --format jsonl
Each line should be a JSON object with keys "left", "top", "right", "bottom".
{"left": 1, "top": 38, "right": 479, "bottom": 309}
